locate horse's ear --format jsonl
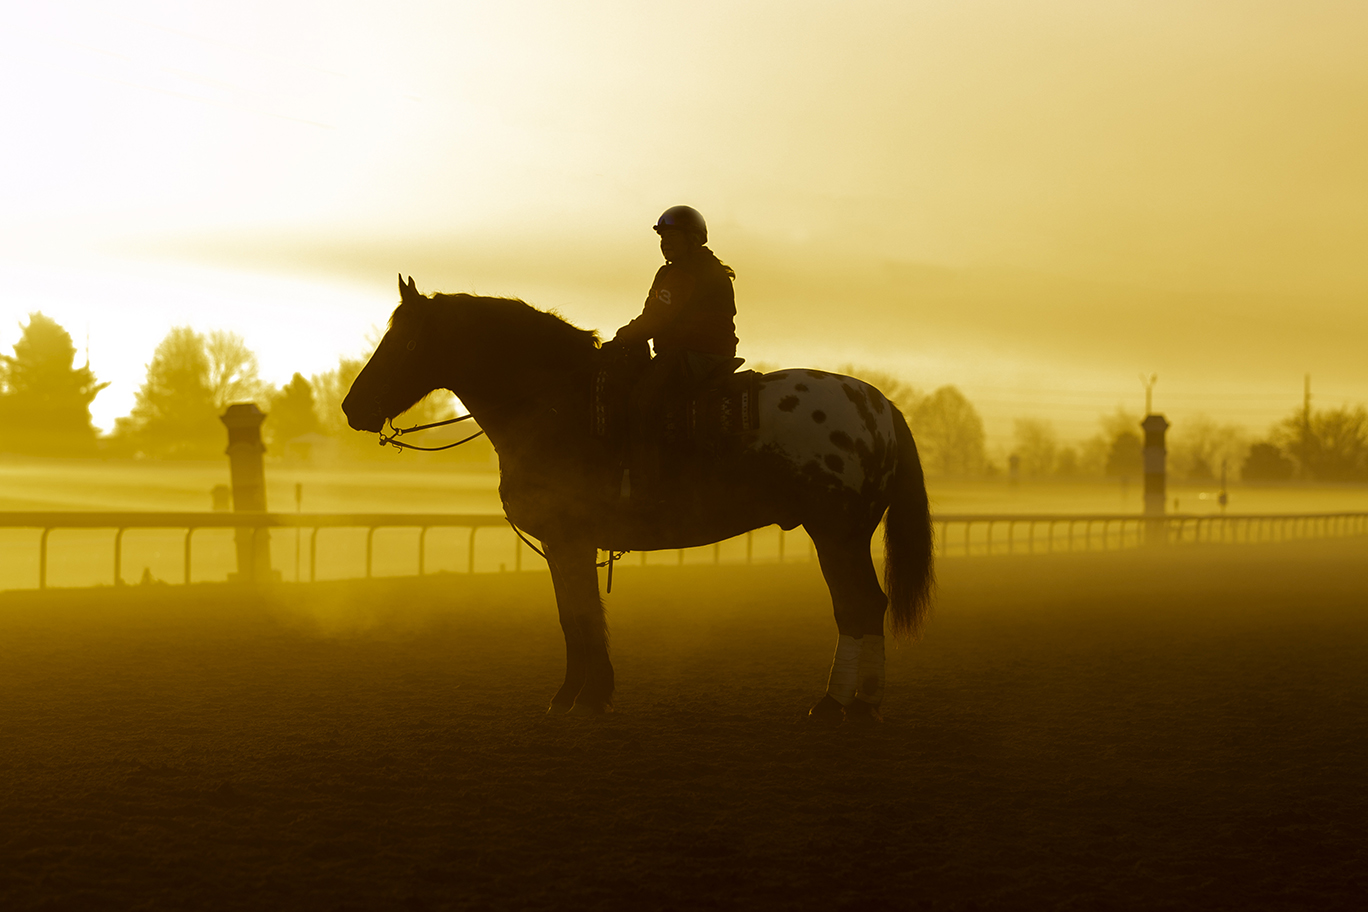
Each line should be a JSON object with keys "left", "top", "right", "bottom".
{"left": 398, "top": 274, "right": 419, "bottom": 303}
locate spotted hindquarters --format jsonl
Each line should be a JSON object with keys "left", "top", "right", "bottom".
{"left": 751, "top": 371, "right": 899, "bottom": 529}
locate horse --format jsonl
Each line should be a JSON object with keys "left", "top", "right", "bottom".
{"left": 343, "top": 275, "right": 934, "bottom": 723}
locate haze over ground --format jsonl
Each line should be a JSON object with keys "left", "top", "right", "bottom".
{"left": 3, "top": 1, "right": 1365, "bottom": 451}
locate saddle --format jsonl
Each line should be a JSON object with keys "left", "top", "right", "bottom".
{"left": 664, "top": 361, "right": 760, "bottom": 443}
{"left": 592, "top": 347, "right": 761, "bottom": 447}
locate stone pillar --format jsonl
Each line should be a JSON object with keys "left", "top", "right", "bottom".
{"left": 221, "top": 403, "right": 275, "bottom": 581}
{"left": 1142, "top": 413, "right": 1169, "bottom": 545}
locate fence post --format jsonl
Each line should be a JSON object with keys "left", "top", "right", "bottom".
{"left": 221, "top": 403, "right": 277, "bottom": 583}
{"left": 1142, "top": 414, "right": 1170, "bottom": 546}
{"left": 183, "top": 529, "right": 193, "bottom": 584}
{"left": 39, "top": 527, "right": 50, "bottom": 590}
{"left": 114, "top": 528, "right": 125, "bottom": 586}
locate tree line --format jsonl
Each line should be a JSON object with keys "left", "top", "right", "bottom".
{"left": 0, "top": 313, "right": 479, "bottom": 463}
{"left": 2, "top": 312, "right": 1366, "bottom": 481}
{"left": 828, "top": 365, "right": 1368, "bottom": 484}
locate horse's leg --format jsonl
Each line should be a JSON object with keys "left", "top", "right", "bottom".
{"left": 544, "top": 536, "right": 615, "bottom": 714}
{"left": 808, "top": 528, "right": 888, "bottom": 725}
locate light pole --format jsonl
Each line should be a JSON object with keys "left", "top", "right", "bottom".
{"left": 1139, "top": 374, "right": 1168, "bottom": 546}
{"left": 221, "top": 403, "right": 277, "bottom": 582}
{"left": 294, "top": 482, "right": 303, "bottom": 582}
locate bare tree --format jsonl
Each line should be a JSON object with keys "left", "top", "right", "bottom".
{"left": 835, "top": 364, "right": 921, "bottom": 415}
{"left": 1272, "top": 405, "right": 1368, "bottom": 481}
{"left": 910, "top": 385, "right": 986, "bottom": 475}
{"left": 1055, "top": 446, "right": 1081, "bottom": 476}
{"left": 111, "top": 327, "right": 219, "bottom": 458}
{"left": 1012, "top": 418, "right": 1058, "bottom": 477}
{"left": 206, "top": 330, "right": 264, "bottom": 409}
{"left": 1169, "top": 414, "right": 1249, "bottom": 482}
{"left": 1079, "top": 407, "right": 1142, "bottom": 476}
{"left": 312, "top": 356, "right": 367, "bottom": 437}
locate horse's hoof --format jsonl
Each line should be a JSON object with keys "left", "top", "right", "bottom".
{"left": 546, "top": 701, "right": 574, "bottom": 715}
{"left": 807, "top": 694, "right": 845, "bottom": 727}
{"left": 568, "top": 701, "right": 612, "bottom": 716}
{"left": 842, "top": 700, "right": 884, "bottom": 724}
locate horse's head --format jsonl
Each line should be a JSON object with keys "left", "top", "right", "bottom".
{"left": 342, "top": 275, "right": 449, "bottom": 433}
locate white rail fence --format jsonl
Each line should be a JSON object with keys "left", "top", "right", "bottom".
{"left": 1, "top": 510, "right": 1365, "bottom": 591}
{"left": 933, "top": 511, "right": 1368, "bottom": 556}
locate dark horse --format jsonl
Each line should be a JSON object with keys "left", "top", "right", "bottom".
{"left": 343, "top": 276, "right": 934, "bottom": 722}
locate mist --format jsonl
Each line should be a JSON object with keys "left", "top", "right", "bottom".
{"left": 4, "top": 3, "right": 1368, "bottom": 910}
{"left": 4, "top": 1, "right": 1367, "bottom": 440}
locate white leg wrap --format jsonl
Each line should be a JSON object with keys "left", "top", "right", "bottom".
{"left": 825, "top": 635, "right": 862, "bottom": 706}
{"left": 855, "top": 635, "right": 886, "bottom": 704}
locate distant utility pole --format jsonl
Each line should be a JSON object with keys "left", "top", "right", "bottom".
{"left": 1140, "top": 373, "right": 1158, "bottom": 415}
{"left": 1302, "top": 374, "right": 1312, "bottom": 478}
{"left": 1219, "top": 459, "right": 1228, "bottom": 514}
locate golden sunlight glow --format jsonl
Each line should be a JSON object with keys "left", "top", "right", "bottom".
{"left": 2, "top": 0, "right": 1365, "bottom": 442}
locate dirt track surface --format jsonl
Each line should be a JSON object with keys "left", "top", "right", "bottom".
{"left": 2, "top": 542, "right": 1366, "bottom": 911}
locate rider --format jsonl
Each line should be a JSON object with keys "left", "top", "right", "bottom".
{"left": 611, "top": 205, "right": 738, "bottom": 503}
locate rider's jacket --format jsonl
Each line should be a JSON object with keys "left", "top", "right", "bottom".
{"left": 615, "top": 247, "right": 737, "bottom": 357}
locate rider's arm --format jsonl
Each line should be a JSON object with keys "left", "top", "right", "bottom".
{"left": 613, "top": 266, "right": 691, "bottom": 343}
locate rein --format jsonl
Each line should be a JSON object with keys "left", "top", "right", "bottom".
{"left": 376, "top": 387, "right": 531, "bottom": 452}
{"left": 508, "top": 519, "right": 629, "bottom": 592}
{"left": 377, "top": 412, "right": 485, "bottom": 452}
{"left": 376, "top": 404, "right": 631, "bottom": 590}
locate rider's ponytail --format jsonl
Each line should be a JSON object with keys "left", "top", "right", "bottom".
{"left": 699, "top": 246, "right": 736, "bottom": 280}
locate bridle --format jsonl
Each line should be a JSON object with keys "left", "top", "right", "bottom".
{"left": 374, "top": 380, "right": 532, "bottom": 452}
{"left": 372, "top": 396, "right": 630, "bottom": 586}
{"left": 377, "top": 412, "right": 485, "bottom": 452}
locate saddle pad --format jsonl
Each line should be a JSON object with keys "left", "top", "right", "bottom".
{"left": 591, "top": 369, "right": 762, "bottom": 442}
{"left": 664, "top": 370, "right": 762, "bottom": 443}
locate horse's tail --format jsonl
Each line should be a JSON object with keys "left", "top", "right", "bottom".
{"left": 884, "top": 404, "right": 935, "bottom": 638}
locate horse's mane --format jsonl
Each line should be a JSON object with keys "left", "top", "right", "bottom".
{"left": 425, "top": 292, "right": 600, "bottom": 369}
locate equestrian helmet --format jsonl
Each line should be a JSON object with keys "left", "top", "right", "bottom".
{"left": 653, "top": 205, "right": 707, "bottom": 244}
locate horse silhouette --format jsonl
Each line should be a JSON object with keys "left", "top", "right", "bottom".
{"left": 343, "top": 275, "right": 934, "bottom": 723}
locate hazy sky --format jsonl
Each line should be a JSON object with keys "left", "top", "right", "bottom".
{"left": 2, "top": 1, "right": 1365, "bottom": 448}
